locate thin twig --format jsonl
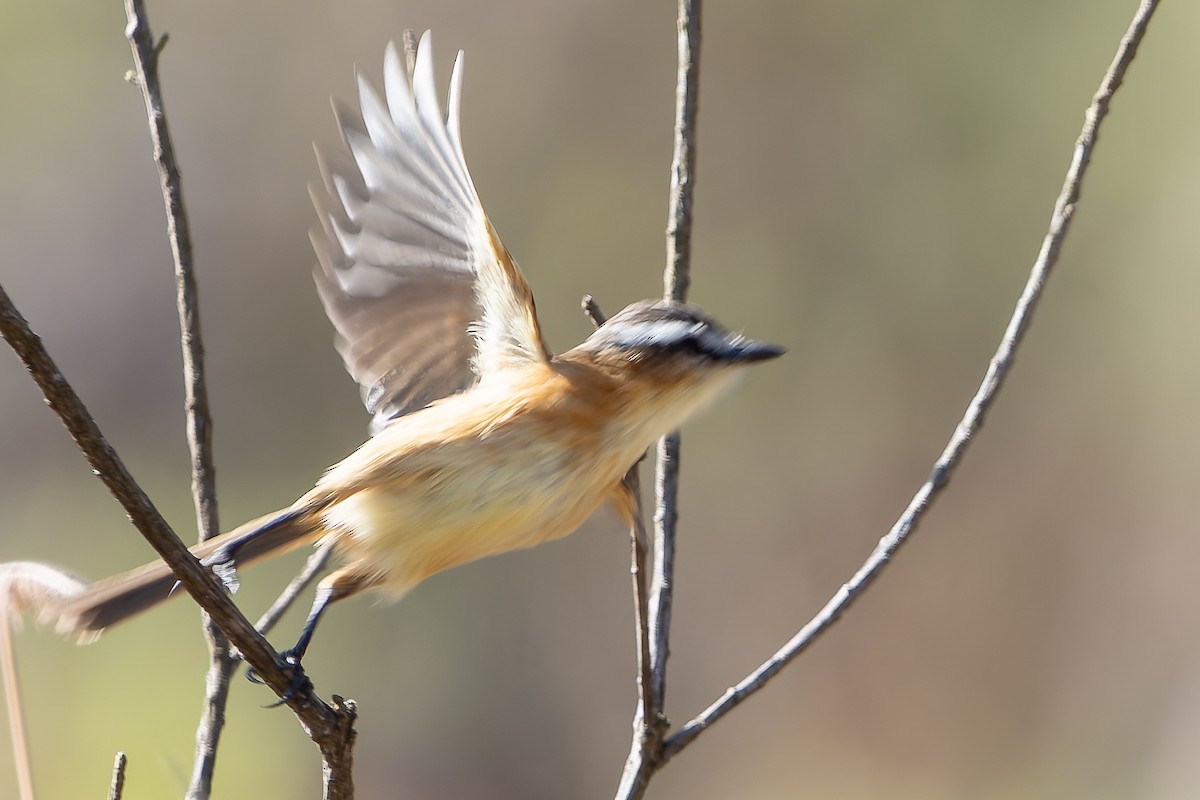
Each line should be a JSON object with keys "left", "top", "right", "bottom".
{"left": 121, "top": 3, "right": 218, "bottom": 546}
{"left": 660, "top": 0, "right": 1160, "bottom": 762}
{"left": 581, "top": 294, "right": 607, "bottom": 328}
{"left": 115, "top": 4, "right": 355, "bottom": 796}
{"left": 648, "top": 432, "right": 680, "bottom": 711}
{"left": 615, "top": 2, "right": 701, "bottom": 798}
{"left": 583, "top": 299, "right": 659, "bottom": 789}
{"left": 119, "top": 4, "right": 229, "bottom": 797}
{"left": 582, "top": 297, "right": 659, "bottom": 789}
{"left": 107, "top": 752, "right": 127, "bottom": 800}
{"left": 188, "top": 653, "right": 234, "bottom": 800}
{"left": 255, "top": 542, "right": 336, "bottom": 635}
{"left": 615, "top": 467, "right": 656, "bottom": 797}
{"left": 1, "top": 612, "right": 33, "bottom": 800}
{"left": 661, "top": 0, "right": 700, "bottom": 306}
{"left": 652, "top": 0, "right": 701, "bottom": 709}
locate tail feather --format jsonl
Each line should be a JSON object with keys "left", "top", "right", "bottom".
{"left": 0, "top": 562, "right": 89, "bottom": 628}
{"left": 11, "top": 505, "right": 324, "bottom": 643}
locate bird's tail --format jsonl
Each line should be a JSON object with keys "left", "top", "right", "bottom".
{"left": 0, "top": 505, "right": 324, "bottom": 644}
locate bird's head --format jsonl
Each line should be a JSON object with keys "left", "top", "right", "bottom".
{"left": 571, "top": 296, "right": 787, "bottom": 400}
{"left": 577, "top": 299, "right": 783, "bottom": 376}
{"left": 563, "top": 299, "right": 783, "bottom": 440}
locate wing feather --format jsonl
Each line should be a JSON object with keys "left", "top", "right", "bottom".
{"left": 311, "top": 31, "right": 549, "bottom": 433}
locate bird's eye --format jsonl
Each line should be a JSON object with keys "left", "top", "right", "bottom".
{"left": 679, "top": 334, "right": 710, "bottom": 355}
{"left": 677, "top": 327, "right": 728, "bottom": 359}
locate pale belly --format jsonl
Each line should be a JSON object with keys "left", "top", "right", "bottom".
{"left": 319, "top": 443, "right": 624, "bottom": 598}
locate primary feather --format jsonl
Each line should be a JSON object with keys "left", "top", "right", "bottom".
{"left": 312, "top": 31, "right": 549, "bottom": 433}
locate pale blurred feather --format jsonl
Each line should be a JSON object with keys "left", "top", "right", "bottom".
{"left": 311, "top": 31, "right": 549, "bottom": 434}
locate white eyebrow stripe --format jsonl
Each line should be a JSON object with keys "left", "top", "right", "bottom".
{"left": 605, "top": 319, "right": 702, "bottom": 349}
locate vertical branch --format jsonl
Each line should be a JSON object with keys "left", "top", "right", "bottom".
{"left": 616, "top": 2, "right": 701, "bottom": 798}
{"left": 121, "top": 0, "right": 218, "bottom": 540}
{"left": 1, "top": 612, "right": 33, "bottom": 800}
{"left": 662, "top": 0, "right": 700, "bottom": 305}
{"left": 626, "top": 473, "right": 654, "bottom": 730}
{"left": 614, "top": 465, "right": 657, "bottom": 800}
{"left": 583, "top": 298, "right": 659, "bottom": 772}
{"left": 120, "top": 4, "right": 230, "bottom": 798}
{"left": 651, "top": 0, "right": 701, "bottom": 730}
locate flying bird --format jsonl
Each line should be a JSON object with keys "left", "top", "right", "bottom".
{"left": 3, "top": 31, "right": 783, "bottom": 672}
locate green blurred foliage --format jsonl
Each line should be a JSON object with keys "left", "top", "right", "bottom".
{"left": 1, "top": 1, "right": 1198, "bottom": 798}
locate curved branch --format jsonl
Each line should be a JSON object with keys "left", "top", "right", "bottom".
{"left": 661, "top": 0, "right": 1161, "bottom": 761}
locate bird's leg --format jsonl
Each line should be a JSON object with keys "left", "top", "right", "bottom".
{"left": 198, "top": 506, "right": 309, "bottom": 593}
{"left": 250, "top": 567, "right": 375, "bottom": 701}
{"left": 281, "top": 583, "right": 336, "bottom": 667}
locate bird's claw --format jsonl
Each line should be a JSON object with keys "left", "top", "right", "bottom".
{"left": 247, "top": 649, "right": 313, "bottom": 708}
{"left": 199, "top": 549, "right": 240, "bottom": 594}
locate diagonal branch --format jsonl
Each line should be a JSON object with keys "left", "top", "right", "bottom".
{"left": 660, "top": 0, "right": 1161, "bottom": 762}
{"left": 0, "top": 284, "right": 357, "bottom": 795}
{"left": 0, "top": 282, "right": 337, "bottom": 714}
{"left": 255, "top": 543, "right": 336, "bottom": 635}
{"left": 107, "top": 752, "right": 127, "bottom": 800}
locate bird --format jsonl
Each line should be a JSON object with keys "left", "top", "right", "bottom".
{"left": 1, "top": 31, "right": 783, "bottom": 671}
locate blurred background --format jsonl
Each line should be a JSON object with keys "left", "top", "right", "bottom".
{"left": 1, "top": 1, "right": 1198, "bottom": 798}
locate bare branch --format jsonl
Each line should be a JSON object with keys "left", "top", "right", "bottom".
{"left": 661, "top": 0, "right": 700, "bottom": 305}
{"left": 187, "top": 653, "right": 234, "bottom": 800}
{"left": 322, "top": 696, "right": 358, "bottom": 799}
{"left": 585, "top": 295, "right": 658, "bottom": 793}
{"left": 648, "top": 433, "right": 680, "bottom": 709}
{"left": 616, "top": 1, "right": 701, "bottom": 797}
{"left": 581, "top": 294, "right": 607, "bottom": 328}
{"left": 107, "top": 752, "right": 127, "bottom": 800}
{"left": 121, "top": 2, "right": 218, "bottom": 548}
{"left": 119, "top": 2, "right": 231, "bottom": 795}
{"left": 661, "top": 0, "right": 1161, "bottom": 762}
{"left": 652, "top": 0, "right": 701, "bottom": 708}
{"left": 255, "top": 542, "right": 335, "bottom": 635}
{"left": 614, "top": 468, "right": 657, "bottom": 797}
{"left": 1, "top": 607, "right": 33, "bottom": 800}
{"left": 0, "top": 284, "right": 352, "bottom": 761}
{"left": 116, "top": 4, "right": 356, "bottom": 796}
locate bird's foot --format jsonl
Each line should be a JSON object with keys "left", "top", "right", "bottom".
{"left": 247, "top": 648, "right": 313, "bottom": 707}
{"left": 199, "top": 548, "right": 240, "bottom": 594}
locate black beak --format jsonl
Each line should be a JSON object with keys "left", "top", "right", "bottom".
{"left": 723, "top": 338, "right": 786, "bottom": 364}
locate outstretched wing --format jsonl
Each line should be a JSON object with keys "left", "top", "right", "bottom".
{"left": 311, "top": 31, "right": 550, "bottom": 434}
